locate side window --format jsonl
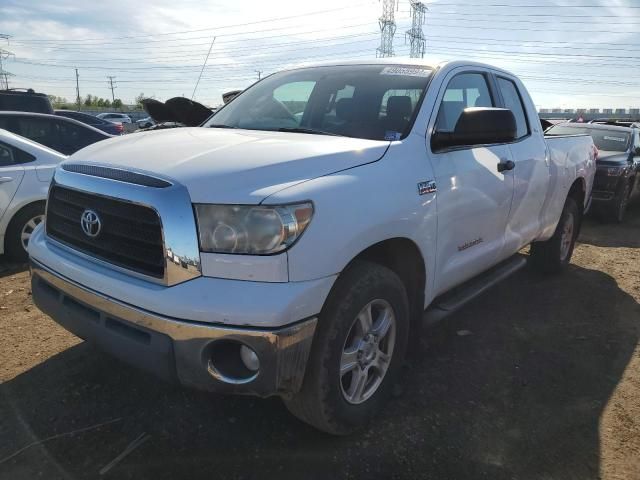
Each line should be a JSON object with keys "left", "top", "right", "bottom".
{"left": 497, "top": 77, "right": 529, "bottom": 139}
{"left": 57, "top": 121, "right": 102, "bottom": 152}
{"left": 272, "top": 81, "right": 316, "bottom": 124}
{"left": 435, "top": 73, "right": 493, "bottom": 132}
{"left": 0, "top": 142, "right": 35, "bottom": 166}
{"left": 0, "top": 143, "right": 14, "bottom": 167}
{"left": 17, "top": 118, "right": 57, "bottom": 150}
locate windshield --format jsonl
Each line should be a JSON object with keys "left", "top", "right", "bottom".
{"left": 546, "top": 124, "right": 631, "bottom": 152}
{"left": 204, "top": 64, "right": 433, "bottom": 140}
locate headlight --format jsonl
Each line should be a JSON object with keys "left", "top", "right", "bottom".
{"left": 194, "top": 203, "right": 313, "bottom": 255}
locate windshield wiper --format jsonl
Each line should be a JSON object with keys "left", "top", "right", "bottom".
{"left": 277, "top": 127, "right": 343, "bottom": 137}
{"left": 208, "top": 124, "right": 237, "bottom": 129}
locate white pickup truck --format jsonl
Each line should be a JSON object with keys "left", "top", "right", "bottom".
{"left": 29, "top": 60, "right": 596, "bottom": 434}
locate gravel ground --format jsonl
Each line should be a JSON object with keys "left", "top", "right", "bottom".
{"left": 0, "top": 205, "right": 638, "bottom": 480}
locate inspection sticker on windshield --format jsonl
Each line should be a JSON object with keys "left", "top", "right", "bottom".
{"left": 604, "top": 136, "right": 626, "bottom": 142}
{"left": 380, "top": 66, "right": 431, "bottom": 77}
{"left": 385, "top": 131, "right": 402, "bottom": 141}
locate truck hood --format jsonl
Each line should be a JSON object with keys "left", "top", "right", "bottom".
{"left": 596, "top": 150, "right": 629, "bottom": 167}
{"left": 67, "top": 127, "right": 389, "bottom": 203}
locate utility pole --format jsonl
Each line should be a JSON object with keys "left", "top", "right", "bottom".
{"left": 377, "top": 0, "right": 397, "bottom": 58}
{"left": 255, "top": 70, "right": 262, "bottom": 80}
{"left": 75, "top": 68, "right": 81, "bottom": 109}
{"left": 406, "top": 1, "right": 427, "bottom": 58}
{"left": 107, "top": 76, "right": 116, "bottom": 102}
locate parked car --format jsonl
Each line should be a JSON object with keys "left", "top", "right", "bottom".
{"left": 546, "top": 121, "right": 640, "bottom": 222}
{"left": 0, "top": 112, "right": 112, "bottom": 155}
{"left": 0, "top": 88, "right": 54, "bottom": 114}
{"left": 0, "top": 129, "right": 66, "bottom": 261}
{"left": 96, "top": 112, "right": 132, "bottom": 124}
{"left": 136, "top": 117, "right": 154, "bottom": 129}
{"left": 55, "top": 110, "right": 124, "bottom": 135}
{"left": 29, "top": 60, "right": 596, "bottom": 434}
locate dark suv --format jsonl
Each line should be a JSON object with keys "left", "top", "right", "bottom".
{"left": 0, "top": 88, "right": 54, "bottom": 114}
{"left": 546, "top": 121, "right": 640, "bottom": 222}
{"left": 0, "top": 111, "right": 112, "bottom": 155}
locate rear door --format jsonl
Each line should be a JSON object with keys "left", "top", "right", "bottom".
{"left": 494, "top": 74, "right": 550, "bottom": 252}
{"left": 427, "top": 70, "right": 515, "bottom": 295}
{"left": 0, "top": 143, "right": 25, "bottom": 221}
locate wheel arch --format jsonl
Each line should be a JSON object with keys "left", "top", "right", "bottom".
{"left": 2, "top": 199, "right": 46, "bottom": 253}
{"left": 339, "top": 237, "right": 427, "bottom": 335}
{"left": 568, "top": 176, "right": 586, "bottom": 212}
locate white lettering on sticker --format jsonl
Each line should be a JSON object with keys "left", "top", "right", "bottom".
{"left": 603, "top": 136, "right": 626, "bottom": 142}
{"left": 381, "top": 66, "right": 431, "bottom": 77}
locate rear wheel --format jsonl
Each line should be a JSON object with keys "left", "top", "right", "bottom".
{"left": 5, "top": 203, "right": 45, "bottom": 262}
{"left": 284, "top": 261, "right": 409, "bottom": 435}
{"left": 530, "top": 197, "right": 579, "bottom": 274}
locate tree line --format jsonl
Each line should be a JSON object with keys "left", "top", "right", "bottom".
{"left": 47, "top": 93, "right": 149, "bottom": 110}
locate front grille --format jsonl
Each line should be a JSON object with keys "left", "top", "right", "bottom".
{"left": 46, "top": 185, "right": 165, "bottom": 278}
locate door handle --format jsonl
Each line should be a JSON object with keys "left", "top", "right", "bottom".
{"left": 497, "top": 160, "right": 515, "bottom": 173}
{"left": 0, "top": 177, "right": 14, "bottom": 184}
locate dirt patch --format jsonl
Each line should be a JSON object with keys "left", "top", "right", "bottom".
{"left": 0, "top": 205, "right": 639, "bottom": 480}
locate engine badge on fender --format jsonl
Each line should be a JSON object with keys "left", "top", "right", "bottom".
{"left": 418, "top": 180, "right": 437, "bottom": 195}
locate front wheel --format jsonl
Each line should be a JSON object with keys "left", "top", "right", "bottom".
{"left": 284, "top": 261, "right": 410, "bottom": 435}
{"left": 530, "top": 197, "right": 580, "bottom": 274}
{"left": 5, "top": 203, "right": 45, "bottom": 262}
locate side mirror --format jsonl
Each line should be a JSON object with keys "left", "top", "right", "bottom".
{"left": 432, "top": 107, "right": 517, "bottom": 151}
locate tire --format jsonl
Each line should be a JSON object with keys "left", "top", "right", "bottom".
{"left": 530, "top": 197, "right": 580, "bottom": 274}
{"left": 284, "top": 260, "right": 410, "bottom": 435}
{"left": 611, "top": 182, "right": 630, "bottom": 223}
{"left": 5, "top": 203, "right": 45, "bottom": 262}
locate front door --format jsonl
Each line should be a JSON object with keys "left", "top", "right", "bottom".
{"left": 428, "top": 71, "right": 515, "bottom": 296}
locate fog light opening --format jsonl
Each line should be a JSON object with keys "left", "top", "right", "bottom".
{"left": 206, "top": 340, "right": 260, "bottom": 385}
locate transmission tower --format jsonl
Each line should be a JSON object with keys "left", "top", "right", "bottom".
{"left": 0, "top": 34, "right": 14, "bottom": 90}
{"left": 406, "top": 1, "right": 427, "bottom": 58}
{"left": 377, "top": 0, "right": 397, "bottom": 58}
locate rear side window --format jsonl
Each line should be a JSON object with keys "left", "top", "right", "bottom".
{"left": 0, "top": 141, "right": 35, "bottom": 166}
{"left": 435, "top": 73, "right": 494, "bottom": 132}
{"left": 497, "top": 77, "right": 529, "bottom": 139}
{"left": 0, "top": 143, "right": 14, "bottom": 166}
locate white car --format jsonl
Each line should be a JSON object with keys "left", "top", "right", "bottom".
{"left": 0, "top": 129, "right": 65, "bottom": 261}
{"left": 96, "top": 113, "right": 132, "bottom": 124}
{"left": 29, "top": 60, "right": 596, "bottom": 433}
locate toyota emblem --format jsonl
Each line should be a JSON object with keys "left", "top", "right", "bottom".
{"left": 80, "top": 209, "right": 102, "bottom": 238}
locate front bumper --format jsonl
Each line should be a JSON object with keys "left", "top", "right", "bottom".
{"left": 31, "top": 259, "right": 317, "bottom": 397}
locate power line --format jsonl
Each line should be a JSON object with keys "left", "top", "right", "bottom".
{"left": 191, "top": 36, "right": 216, "bottom": 100}
{"left": 12, "top": 3, "right": 373, "bottom": 42}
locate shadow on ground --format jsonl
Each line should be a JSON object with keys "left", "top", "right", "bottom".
{"left": 1, "top": 257, "right": 638, "bottom": 480}
{"left": 0, "top": 256, "right": 27, "bottom": 279}
{"left": 580, "top": 201, "right": 640, "bottom": 248}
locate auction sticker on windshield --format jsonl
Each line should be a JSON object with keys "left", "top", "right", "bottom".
{"left": 603, "top": 136, "right": 626, "bottom": 142}
{"left": 381, "top": 66, "right": 431, "bottom": 77}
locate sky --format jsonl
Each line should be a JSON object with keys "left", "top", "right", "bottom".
{"left": 0, "top": 0, "right": 639, "bottom": 109}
